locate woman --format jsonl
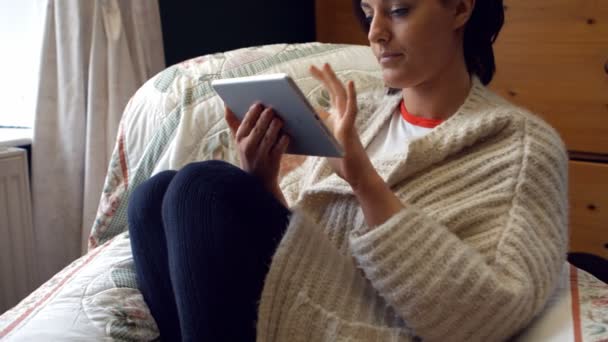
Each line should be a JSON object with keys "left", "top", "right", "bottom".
{"left": 128, "top": 0, "right": 568, "bottom": 340}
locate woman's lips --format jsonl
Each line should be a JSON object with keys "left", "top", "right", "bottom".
{"left": 379, "top": 52, "right": 403, "bottom": 65}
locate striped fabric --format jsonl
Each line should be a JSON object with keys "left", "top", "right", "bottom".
{"left": 256, "top": 77, "right": 569, "bottom": 341}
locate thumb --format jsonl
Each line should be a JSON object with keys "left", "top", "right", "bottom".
{"left": 317, "top": 109, "right": 334, "bottom": 130}
{"left": 317, "top": 109, "right": 330, "bottom": 121}
{"left": 224, "top": 106, "right": 240, "bottom": 136}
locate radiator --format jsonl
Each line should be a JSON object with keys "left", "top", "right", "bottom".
{"left": 0, "top": 147, "right": 37, "bottom": 314}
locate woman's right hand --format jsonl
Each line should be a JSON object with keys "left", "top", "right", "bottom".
{"left": 224, "top": 103, "right": 290, "bottom": 203}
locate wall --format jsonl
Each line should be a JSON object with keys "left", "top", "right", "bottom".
{"left": 159, "top": 0, "right": 316, "bottom": 66}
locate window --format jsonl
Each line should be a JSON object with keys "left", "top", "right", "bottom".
{"left": 0, "top": 1, "right": 45, "bottom": 128}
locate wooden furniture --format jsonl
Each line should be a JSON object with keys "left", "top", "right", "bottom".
{"left": 316, "top": 0, "right": 608, "bottom": 261}
{"left": 569, "top": 161, "right": 608, "bottom": 259}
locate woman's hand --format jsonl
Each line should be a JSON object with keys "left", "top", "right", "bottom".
{"left": 312, "top": 64, "right": 405, "bottom": 226}
{"left": 225, "top": 103, "right": 289, "bottom": 206}
{"left": 310, "top": 63, "right": 376, "bottom": 190}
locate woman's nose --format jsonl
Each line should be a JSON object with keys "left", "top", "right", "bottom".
{"left": 368, "top": 14, "right": 390, "bottom": 44}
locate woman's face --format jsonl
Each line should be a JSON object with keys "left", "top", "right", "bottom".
{"left": 360, "top": 0, "right": 466, "bottom": 88}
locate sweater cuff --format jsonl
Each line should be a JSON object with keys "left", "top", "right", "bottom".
{"left": 350, "top": 205, "right": 413, "bottom": 239}
{"left": 350, "top": 204, "right": 428, "bottom": 242}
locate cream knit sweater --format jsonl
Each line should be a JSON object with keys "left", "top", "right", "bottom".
{"left": 255, "top": 77, "right": 569, "bottom": 342}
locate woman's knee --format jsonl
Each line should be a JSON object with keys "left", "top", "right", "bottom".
{"left": 178, "top": 160, "right": 246, "bottom": 183}
{"left": 161, "top": 160, "right": 259, "bottom": 221}
{"left": 161, "top": 160, "right": 289, "bottom": 254}
{"left": 128, "top": 170, "right": 177, "bottom": 228}
{"left": 165, "top": 160, "right": 252, "bottom": 198}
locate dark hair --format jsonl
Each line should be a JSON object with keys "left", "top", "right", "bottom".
{"left": 351, "top": 0, "right": 504, "bottom": 85}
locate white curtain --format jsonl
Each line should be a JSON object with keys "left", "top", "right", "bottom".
{"left": 31, "top": 0, "right": 165, "bottom": 284}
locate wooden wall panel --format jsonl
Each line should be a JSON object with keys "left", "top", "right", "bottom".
{"left": 569, "top": 161, "right": 608, "bottom": 260}
{"left": 492, "top": 0, "right": 608, "bottom": 154}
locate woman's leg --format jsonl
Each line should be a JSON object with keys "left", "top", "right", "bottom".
{"left": 162, "top": 160, "right": 290, "bottom": 341}
{"left": 128, "top": 170, "right": 181, "bottom": 340}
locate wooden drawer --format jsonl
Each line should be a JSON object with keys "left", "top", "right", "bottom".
{"left": 491, "top": 0, "right": 608, "bottom": 154}
{"left": 569, "top": 160, "right": 608, "bottom": 260}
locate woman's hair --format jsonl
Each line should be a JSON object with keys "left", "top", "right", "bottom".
{"left": 351, "top": 0, "right": 504, "bottom": 85}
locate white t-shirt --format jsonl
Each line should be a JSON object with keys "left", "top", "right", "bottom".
{"left": 367, "top": 106, "right": 440, "bottom": 159}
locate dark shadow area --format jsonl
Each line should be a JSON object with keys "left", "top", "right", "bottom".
{"left": 568, "top": 252, "right": 608, "bottom": 284}
{"left": 158, "top": 0, "right": 316, "bottom": 66}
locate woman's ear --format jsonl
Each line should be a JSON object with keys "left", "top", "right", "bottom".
{"left": 452, "top": 0, "right": 475, "bottom": 30}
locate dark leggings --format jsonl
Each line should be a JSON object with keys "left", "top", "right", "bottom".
{"left": 127, "top": 160, "right": 290, "bottom": 341}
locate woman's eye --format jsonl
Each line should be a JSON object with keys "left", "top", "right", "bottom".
{"left": 364, "top": 15, "right": 373, "bottom": 24}
{"left": 390, "top": 7, "right": 409, "bottom": 17}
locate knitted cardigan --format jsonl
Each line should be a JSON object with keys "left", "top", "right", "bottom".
{"left": 255, "top": 77, "right": 569, "bottom": 342}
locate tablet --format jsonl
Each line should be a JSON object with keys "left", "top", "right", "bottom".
{"left": 211, "top": 73, "right": 343, "bottom": 157}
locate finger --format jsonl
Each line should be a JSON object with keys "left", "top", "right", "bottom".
{"left": 310, "top": 65, "right": 337, "bottom": 109}
{"left": 323, "top": 64, "right": 348, "bottom": 114}
{"left": 224, "top": 107, "right": 240, "bottom": 136}
{"left": 309, "top": 65, "right": 326, "bottom": 83}
{"left": 344, "top": 81, "right": 358, "bottom": 127}
{"left": 236, "top": 102, "right": 263, "bottom": 141}
{"left": 247, "top": 107, "right": 275, "bottom": 148}
{"left": 317, "top": 64, "right": 347, "bottom": 115}
{"left": 318, "top": 64, "right": 345, "bottom": 112}
{"left": 271, "top": 134, "right": 290, "bottom": 162}
{"left": 258, "top": 117, "right": 283, "bottom": 157}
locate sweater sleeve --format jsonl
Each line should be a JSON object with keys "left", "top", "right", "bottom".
{"left": 348, "top": 121, "right": 569, "bottom": 341}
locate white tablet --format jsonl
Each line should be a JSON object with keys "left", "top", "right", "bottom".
{"left": 211, "top": 73, "right": 343, "bottom": 157}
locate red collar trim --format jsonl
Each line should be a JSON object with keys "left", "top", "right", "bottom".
{"left": 400, "top": 100, "right": 444, "bottom": 128}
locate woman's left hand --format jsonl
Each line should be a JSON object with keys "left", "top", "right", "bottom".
{"left": 310, "top": 63, "right": 376, "bottom": 190}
